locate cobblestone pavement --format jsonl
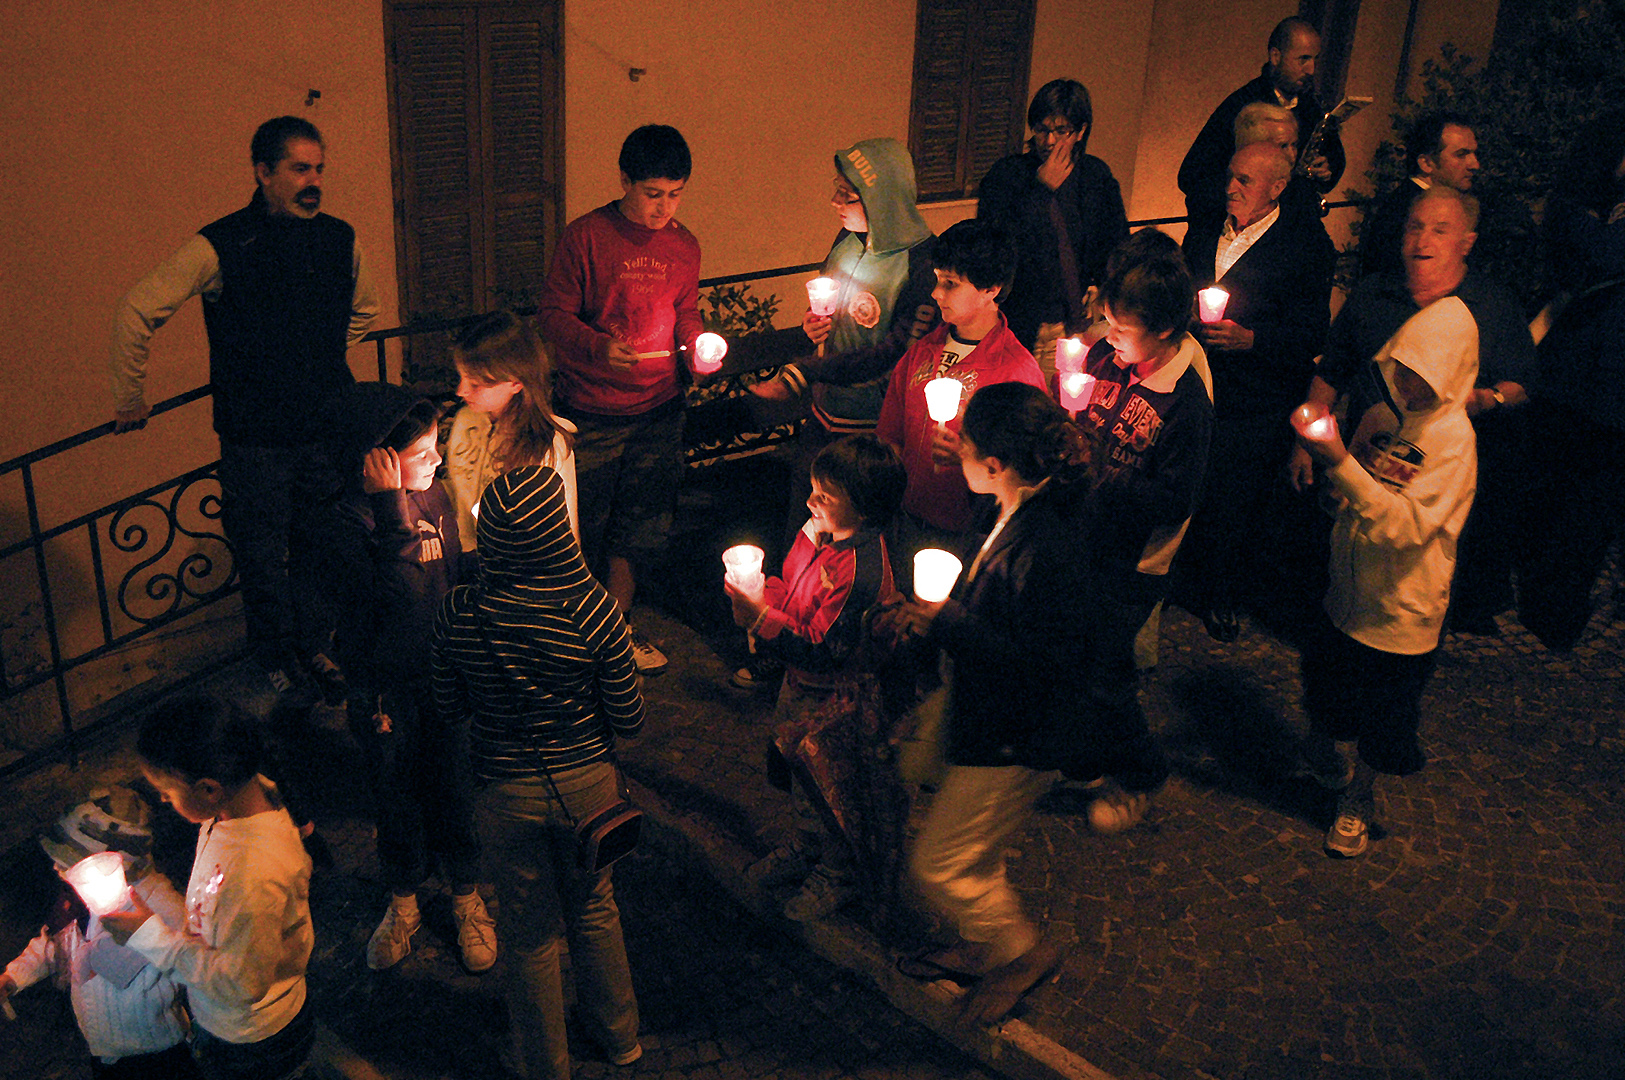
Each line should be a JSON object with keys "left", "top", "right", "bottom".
{"left": 2, "top": 455, "right": 1622, "bottom": 1080}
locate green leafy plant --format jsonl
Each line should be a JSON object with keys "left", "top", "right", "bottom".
{"left": 702, "top": 283, "right": 782, "bottom": 338}
{"left": 1348, "top": 2, "right": 1625, "bottom": 309}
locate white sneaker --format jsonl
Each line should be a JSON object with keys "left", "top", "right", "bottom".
{"left": 628, "top": 628, "right": 668, "bottom": 675}
{"left": 1088, "top": 788, "right": 1150, "bottom": 834}
{"left": 452, "top": 891, "right": 498, "bottom": 973}
{"left": 609, "top": 1043, "right": 643, "bottom": 1066}
{"left": 367, "top": 895, "right": 421, "bottom": 970}
{"left": 1325, "top": 811, "right": 1370, "bottom": 858}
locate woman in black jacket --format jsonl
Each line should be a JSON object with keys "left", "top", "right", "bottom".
{"left": 891, "top": 381, "right": 1097, "bottom": 1024}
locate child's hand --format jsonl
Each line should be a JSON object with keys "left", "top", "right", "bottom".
{"left": 802, "top": 312, "right": 833, "bottom": 346}
{"left": 362, "top": 447, "right": 403, "bottom": 493}
{"left": 601, "top": 338, "right": 640, "bottom": 369}
{"left": 1291, "top": 404, "right": 1349, "bottom": 468}
{"left": 99, "top": 890, "right": 155, "bottom": 945}
{"left": 930, "top": 424, "right": 962, "bottom": 467}
{"left": 724, "top": 580, "right": 768, "bottom": 628}
{"left": 0, "top": 972, "right": 16, "bottom": 1000}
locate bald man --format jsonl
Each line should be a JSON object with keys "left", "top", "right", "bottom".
{"left": 1178, "top": 141, "right": 1335, "bottom": 641}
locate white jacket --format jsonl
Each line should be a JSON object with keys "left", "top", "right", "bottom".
{"left": 443, "top": 406, "right": 579, "bottom": 552}
{"left": 1324, "top": 296, "right": 1479, "bottom": 654}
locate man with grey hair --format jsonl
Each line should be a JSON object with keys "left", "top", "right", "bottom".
{"left": 1293, "top": 185, "right": 1534, "bottom": 633}
{"left": 1179, "top": 16, "right": 1346, "bottom": 236}
{"left": 1180, "top": 141, "right": 1335, "bottom": 641}
{"left": 1359, "top": 112, "right": 1482, "bottom": 279}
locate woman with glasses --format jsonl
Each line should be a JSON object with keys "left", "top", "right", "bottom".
{"left": 976, "top": 79, "right": 1128, "bottom": 378}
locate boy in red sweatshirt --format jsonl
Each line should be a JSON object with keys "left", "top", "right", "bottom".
{"left": 537, "top": 125, "right": 703, "bottom": 674}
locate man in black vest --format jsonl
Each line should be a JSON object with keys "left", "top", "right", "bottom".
{"left": 1178, "top": 16, "right": 1346, "bottom": 239}
{"left": 111, "top": 116, "right": 379, "bottom": 694}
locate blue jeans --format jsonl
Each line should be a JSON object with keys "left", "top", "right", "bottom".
{"left": 477, "top": 762, "right": 640, "bottom": 1080}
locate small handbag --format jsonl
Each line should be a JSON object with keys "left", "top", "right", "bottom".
{"left": 471, "top": 608, "right": 643, "bottom": 872}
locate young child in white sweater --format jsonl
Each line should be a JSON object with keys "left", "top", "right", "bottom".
{"left": 103, "top": 696, "right": 315, "bottom": 1080}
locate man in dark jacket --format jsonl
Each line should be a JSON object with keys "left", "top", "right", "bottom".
{"left": 110, "top": 116, "right": 379, "bottom": 694}
{"left": 1178, "top": 17, "right": 1346, "bottom": 238}
{"left": 1181, "top": 141, "right": 1334, "bottom": 641}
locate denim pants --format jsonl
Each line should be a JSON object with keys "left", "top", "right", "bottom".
{"left": 477, "top": 762, "right": 640, "bottom": 1080}
{"left": 218, "top": 440, "right": 326, "bottom": 670}
{"left": 910, "top": 764, "right": 1053, "bottom": 969}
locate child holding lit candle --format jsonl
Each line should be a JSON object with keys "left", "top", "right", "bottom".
{"left": 1291, "top": 298, "right": 1479, "bottom": 859}
{"left": 2, "top": 793, "right": 201, "bottom": 1079}
{"left": 886, "top": 382, "right": 1094, "bottom": 1025}
{"left": 103, "top": 696, "right": 316, "bottom": 1080}
{"left": 536, "top": 124, "right": 703, "bottom": 676}
{"left": 875, "top": 219, "right": 1045, "bottom": 583}
{"left": 725, "top": 435, "right": 906, "bottom": 924}
{"left": 1073, "top": 229, "right": 1214, "bottom": 831}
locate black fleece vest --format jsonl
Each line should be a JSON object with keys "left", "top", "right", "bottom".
{"left": 199, "top": 194, "right": 357, "bottom": 445}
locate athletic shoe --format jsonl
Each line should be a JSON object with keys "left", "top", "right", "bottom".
{"left": 1325, "top": 811, "right": 1370, "bottom": 858}
{"left": 783, "top": 865, "right": 857, "bottom": 922}
{"left": 452, "top": 890, "right": 498, "bottom": 973}
{"left": 306, "top": 651, "right": 348, "bottom": 707}
{"left": 628, "top": 628, "right": 668, "bottom": 675}
{"left": 745, "top": 845, "right": 815, "bottom": 889}
{"left": 367, "top": 894, "right": 421, "bottom": 970}
{"left": 731, "top": 654, "right": 783, "bottom": 690}
{"left": 609, "top": 1043, "right": 643, "bottom": 1066}
{"left": 1088, "top": 789, "right": 1150, "bottom": 834}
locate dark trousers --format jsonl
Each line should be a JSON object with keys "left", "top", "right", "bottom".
{"left": 1518, "top": 400, "right": 1625, "bottom": 649}
{"left": 1452, "top": 412, "right": 1528, "bottom": 622}
{"left": 349, "top": 684, "right": 481, "bottom": 892}
{"left": 218, "top": 440, "right": 326, "bottom": 671}
{"left": 90, "top": 1042, "right": 203, "bottom": 1080}
{"left": 191, "top": 994, "right": 314, "bottom": 1080}
{"left": 1182, "top": 409, "right": 1297, "bottom": 611}
{"left": 1081, "top": 571, "right": 1170, "bottom": 792}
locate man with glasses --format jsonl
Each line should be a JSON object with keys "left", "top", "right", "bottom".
{"left": 976, "top": 79, "right": 1128, "bottom": 375}
{"left": 1179, "top": 16, "right": 1346, "bottom": 238}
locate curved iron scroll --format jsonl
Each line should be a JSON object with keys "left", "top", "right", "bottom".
{"left": 110, "top": 471, "right": 236, "bottom": 626}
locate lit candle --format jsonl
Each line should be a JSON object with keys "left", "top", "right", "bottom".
{"left": 63, "top": 852, "right": 130, "bottom": 919}
{"left": 1059, "top": 371, "right": 1096, "bottom": 414}
{"left": 470, "top": 501, "right": 479, "bottom": 520}
{"left": 923, "top": 377, "right": 964, "bottom": 427}
{"left": 913, "top": 549, "right": 963, "bottom": 604}
{"left": 1291, "top": 402, "right": 1336, "bottom": 440}
{"left": 1056, "top": 336, "right": 1087, "bottom": 374}
{"left": 1198, "top": 286, "right": 1230, "bottom": 324}
{"left": 692, "top": 332, "right": 727, "bottom": 374}
{"left": 806, "top": 277, "right": 840, "bottom": 318}
{"left": 722, "top": 544, "right": 766, "bottom": 599}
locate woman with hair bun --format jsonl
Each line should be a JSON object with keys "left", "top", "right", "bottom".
{"left": 888, "top": 381, "right": 1095, "bottom": 1024}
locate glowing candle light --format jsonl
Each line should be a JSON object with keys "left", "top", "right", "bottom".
{"left": 470, "top": 501, "right": 479, "bottom": 520}
{"left": 1291, "top": 402, "right": 1336, "bottom": 441}
{"left": 1198, "top": 286, "right": 1230, "bottom": 324}
{"left": 923, "top": 377, "right": 964, "bottom": 427}
{"left": 1059, "top": 371, "right": 1097, "bottom": 414}
{"left": 692, "top": 332, "right": 728, "bottom": 374}
{"left": 63, "top": 852, "right": 130, "bottom": 919}
{"left": 1055, "top": 336, "right": 1087, "bottom": 374}
{"left": 806, "top": 277, "right": 840, "bottom": 318}
{"left": 722, "top": 544, "right": 766, "bottom": 599}
{"left": 913, "top": 549, "right": 963, "bottom": 604}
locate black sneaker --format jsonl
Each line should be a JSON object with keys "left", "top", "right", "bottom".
{"left": 731, "top": 655, "right": 783, "bottom": 690}
{"left": 306, "top": 651, "right": 348, "bottom": 706}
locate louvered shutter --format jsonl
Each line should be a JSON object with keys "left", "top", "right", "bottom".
{"left": 388, "top": 2, "right": 562, "bottom": 378}
{"left": 909, "top": 0, "right": 1035, "bottom": 202}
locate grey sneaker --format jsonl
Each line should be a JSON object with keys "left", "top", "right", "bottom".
{"left": 746, "top": 845, "right": 815, "bottom": 889}
{"left": 783, "top": 865, "right": 857, "bottom": 922}
{"left": 609, "top": 1043, "right": 643, "bottom": 1066}
{"left": 628, "top": 627, "right": 668, "bottom": 675}
{"left": 1088, "top": 788, "right": 1150, "bottom": 834}
{"left": 367, "top": 895, "right": 421, "bottom": 970}
{"left": 452, "top": 891, "right": 498, "bottom": 973}
{"left": 1325, "top": 811, "right": 1370, "bottom": 858}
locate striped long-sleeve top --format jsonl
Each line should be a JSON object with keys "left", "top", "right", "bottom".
{"left": 431, "top": 466, "right": 644, "bottom": 779}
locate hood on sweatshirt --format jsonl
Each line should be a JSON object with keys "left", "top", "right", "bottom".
{"left": 836, "top": 138, "right": 932, "bottom": 257}
{"left": 311, "top": 382, "right": 431, "bottom": 498}
{"left": 476, "top": 465, "right": 596, "bottom": 615}
{"left": 1364, "top": 296, "right": 1480, "bottom": 452}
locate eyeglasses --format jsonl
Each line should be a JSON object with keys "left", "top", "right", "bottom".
{"left": 1032, "top": 124, "right": 1077, "bottom": 138}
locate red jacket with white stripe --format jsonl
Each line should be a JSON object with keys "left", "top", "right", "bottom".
{"left": 755, "top": 522, "right": 896, "bottom": 687}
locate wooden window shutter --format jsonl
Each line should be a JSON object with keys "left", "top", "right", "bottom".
{"left": 909, "top": 0, "right": 1036, "bottom": 202}
{"left": 387, "top": 1, "right": 561, "bottom": 378}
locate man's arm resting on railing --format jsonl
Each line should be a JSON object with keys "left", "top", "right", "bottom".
{"left": 110, "top": 234, "right": 221, "bottom": 432}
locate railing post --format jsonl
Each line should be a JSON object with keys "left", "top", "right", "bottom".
{"left": 20, "top": 462, "right": 76, "bottom": 768}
